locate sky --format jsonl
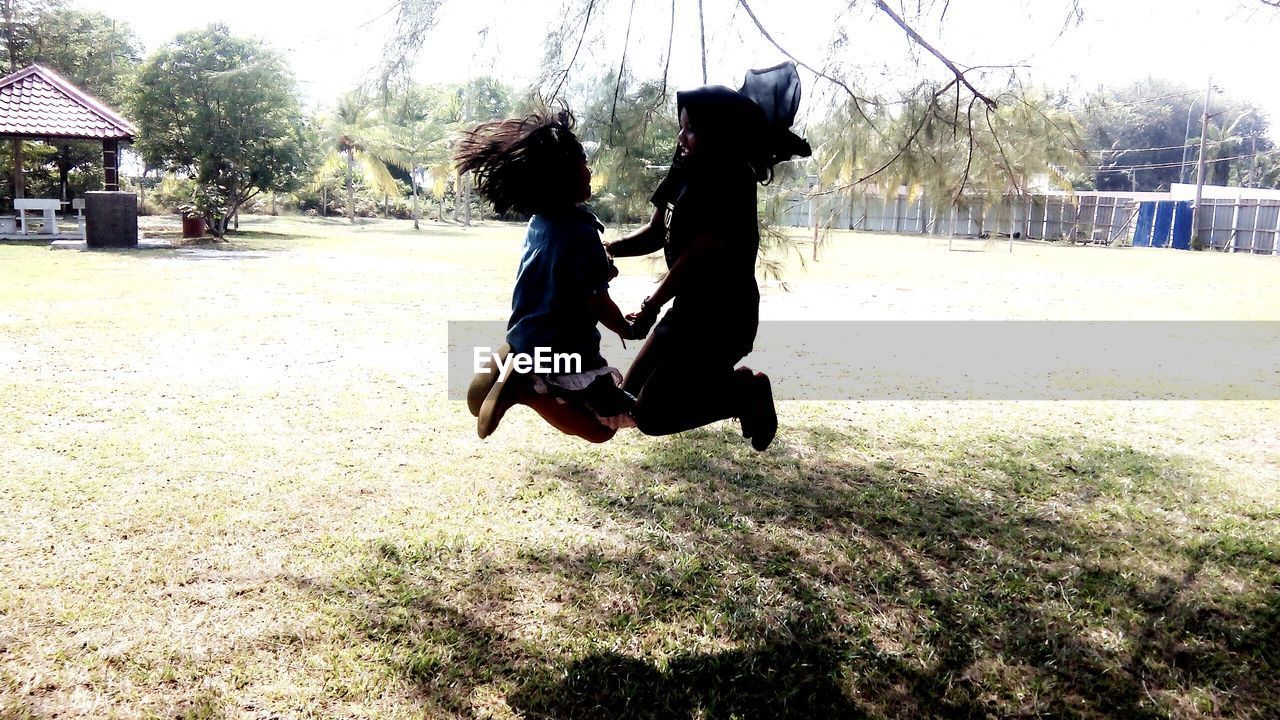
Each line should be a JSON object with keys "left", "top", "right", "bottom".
{"left": 74, "top": 0, "right": 1280, "bottom": 138}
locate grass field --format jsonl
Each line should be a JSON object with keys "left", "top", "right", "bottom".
{"left": 1, "top": 216, "right": 1277, "bottom": 719}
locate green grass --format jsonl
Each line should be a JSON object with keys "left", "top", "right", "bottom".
{"left": 1, "top": 216, "right": 1278, "bottom": 718}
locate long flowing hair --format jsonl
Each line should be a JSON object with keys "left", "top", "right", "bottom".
{"left": 453, "top": 112, "right": 584, "bottom": 215}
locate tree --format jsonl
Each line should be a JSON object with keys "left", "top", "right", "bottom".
{"left": 378, "top": 87, "right": 448, "bottom": 230}
{"left": 382, "top": 0, "right": 1088, "bottom": 205}
{"left": 132, "top": 25, "right": 309, "bottom": 238}
{"left": 0, "top": 0, "right": 61, "bottom": 73}
{"left": 576, "top": 72, "right": 677, "bottom": 223}
{"left": 317, "top": 91, "right": 400, "bottom": 224}
{"left": 1079, "top": 79, "right": 1273, "bottom": 191}
{"left": 29, "top": 8, "right": 143, "bottom": 201}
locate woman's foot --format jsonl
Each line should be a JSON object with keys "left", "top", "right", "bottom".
{"left": 738, "top": 370, "right": 777, "bottom": 451}
{"left": 468, "top": 343, "right": 510, "bottom": 417}
{"left": 749, "top": 373, "right": 777, "bottom": 451}
{"left": 734, "top": 367, "right": 757, "bottom": 439}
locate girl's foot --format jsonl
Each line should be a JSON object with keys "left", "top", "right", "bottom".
{"left": 468, "top": 343, "right": 510, "bottom": 417}
{"left": 477, "top": 369, "right": 521, "bottom": 439}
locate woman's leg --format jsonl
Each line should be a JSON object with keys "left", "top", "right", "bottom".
{"left": 630, "top": 350, "right": 752, "bottom": 436}
{"left": 622, "top": 330, "right": 664, "bottom": 396}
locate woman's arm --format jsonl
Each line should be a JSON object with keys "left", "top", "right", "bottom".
{"left": 605, "top": 208, "right": 665, "bottom": 258}
{"left": 628, "top": 230, "right": 723, "bottom": 333}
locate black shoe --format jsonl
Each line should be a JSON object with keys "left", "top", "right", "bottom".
{"left": 749, "top": 373, "right": 776, "bottom": 452}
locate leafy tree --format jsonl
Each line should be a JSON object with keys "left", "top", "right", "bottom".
{"left": 0, "top": 3, "right": 141, "bottom": 204}
{"left": 30, "top": 8, "right": 143, "bottom": 201}
{"left": 378, "top": 86, "right": 449, "bottom": 229}
{"left": 0, "top": 0, "right": 62, "bottom": 73}
{"left": 1079, "top": 78, "right": 1273, "bottom": 191}
{"left": 132, "top": 25, "right": 309, "bottom": 238}
{"left": 576, "top": 72, "right": 676, "bottom": 223}
{"left": 317, "top": 91, "right": 401, "bottom": 224}
{"left": 808, "top": 83, "right": 1083, "bottom": 221}
{"left": 28, "top": 7, "right": 142, "bottom": 107}
{"left": 383, "top": 0, "right": 1089, "bottom": 208}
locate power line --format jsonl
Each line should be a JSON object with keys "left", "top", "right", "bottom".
{"left": 1084, "top": 138, "right": 1236, "bottom": 155}
{"left": 1087, "top": 90, "right": 1200, "bottom": 110}
{"left": 1084, "top": 149, "right": 1280, "bottom": 171}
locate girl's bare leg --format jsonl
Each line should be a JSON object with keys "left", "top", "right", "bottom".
{"left": 518, "top": 391, "right": 618, "bottom": 444}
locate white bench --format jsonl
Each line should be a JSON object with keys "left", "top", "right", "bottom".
{"left": 14, "top": 198, "right": 62, "bottom": 236}
{"left": 72, "top": 198, "right": 85, "bottom": 237}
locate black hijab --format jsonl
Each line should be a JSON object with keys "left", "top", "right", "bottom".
{"left": 674, "top": 61, "right": 812, "bottom": 183}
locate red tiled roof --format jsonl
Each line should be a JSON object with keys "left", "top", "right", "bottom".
{"left": 0, "top": 64, "right": 136, "bottom": 141}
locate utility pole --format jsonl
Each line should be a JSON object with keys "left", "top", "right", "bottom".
{"left": 1190, "top": 76, "right": 1212, "bottom": 248}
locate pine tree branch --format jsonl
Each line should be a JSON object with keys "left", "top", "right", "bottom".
{"left": 547, "top": 0, "right": 597, "bottom": 104}
{"left": 872, "top": 0, "right": 998, "bottom": 110}
{"left": 609, "top": 0, "right": 637, "bottom": 143}
{"left": 736, "top": 0, "right": 880, "bottom": 133}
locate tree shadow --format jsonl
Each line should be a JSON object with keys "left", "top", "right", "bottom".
{"left": 316, "top": 426, "right": 1278, "bottom": 718}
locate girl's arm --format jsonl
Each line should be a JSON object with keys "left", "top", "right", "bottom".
{"left": 605, "top": 208, "right": 665, "bottom": 257}
{"left": 587, "top": 291, "right": 634, "bottom": 340}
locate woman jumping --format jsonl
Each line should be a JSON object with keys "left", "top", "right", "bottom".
{"left": 607, "top": 63, "right": 811, "bottom": 451}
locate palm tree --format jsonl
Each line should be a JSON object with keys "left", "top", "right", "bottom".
{"left": 319, "top": 92, "right": 400, "bottom": 223}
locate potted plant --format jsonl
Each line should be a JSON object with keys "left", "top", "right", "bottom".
{"left": 178, "top": 203, "right": 206, "bottom": 239}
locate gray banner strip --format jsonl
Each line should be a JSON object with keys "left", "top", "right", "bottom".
{"left": 449, "top": 321, "right": 1280, "bottom": 401}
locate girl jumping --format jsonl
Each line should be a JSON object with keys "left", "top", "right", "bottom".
{"left": 457, "top": 112, "right": 640, "bottom": 443}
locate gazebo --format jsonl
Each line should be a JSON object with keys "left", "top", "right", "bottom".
{"left": 0, "top": 63, "right": 137, "bottom": 240}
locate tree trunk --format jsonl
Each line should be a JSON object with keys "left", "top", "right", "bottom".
{"left": 271, "top": 192, "right": 277, "bottom": 216}
{"left": 452, "top": 170, "right": 461, "bottom": 223}
{"left": 438, "top": 196, "right": 444, "bottom": 224}
{"left": 346, "top": 150, "right": 355, "bottom": 223}
{"left": 412, "top": 170, "right": 420, "bottom": 231}
{"left": 463, "top": 173, "right": 471, "bottom": 226}
{"left": 322, "top": 185, "right": 327, "bottom": 217}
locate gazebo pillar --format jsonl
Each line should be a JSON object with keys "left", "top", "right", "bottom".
{"left": 103, "top": 139, "right": 119, "bottom": 192}
{"left": 11, "top": 139, "right": 23, "bottom": 199}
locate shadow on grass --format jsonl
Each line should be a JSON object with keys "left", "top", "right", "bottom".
{"left": 320, "top": 427, "right": 1279, "bottom": 719}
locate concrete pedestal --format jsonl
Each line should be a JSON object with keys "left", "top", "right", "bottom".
{"left": 85, "top": 191, "right": 138, "bottom": 248}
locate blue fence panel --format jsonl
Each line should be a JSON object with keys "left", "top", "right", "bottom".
{"left": 1133, "top": 202, "right": 1156, "bottom": 247}
{"left": 1152, "top": 201, "right": 1175, "bottom": 248}
{"left": 1170, "top": 201, "right": 1193, "bottom": 250}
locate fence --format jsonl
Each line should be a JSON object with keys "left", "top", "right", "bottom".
{"left": 783, "top": 190, "right": 1137, "bottom": 244}
{"left": 1196, "top": 199, "right": 1280, "bottom": 253}
{"left": 781, "top": 189, "right": 1280, "bottom": 254}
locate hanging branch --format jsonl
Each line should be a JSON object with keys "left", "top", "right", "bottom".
{"left": 698, "top": 0, "right": 707, "bottom": 84}
{"left": 608, "top": 0, "right": 637, "bottom": 143}
{"left": 658, "top": 0, "right": 675, "bottom": 101}
{"left": 955, "top": 96, "right": 977, "bottom": 202}
{"left": 546, "top": 0, "right": 597, "bottom": 104}
{"left": 736, "top": 0, "right": 879, "bottom": 132}
{"left": 871, "top": 0, "right": 997, "bottom": 110}
{"left": 985, "top": 104, "right": 1021, "bottom": 194}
